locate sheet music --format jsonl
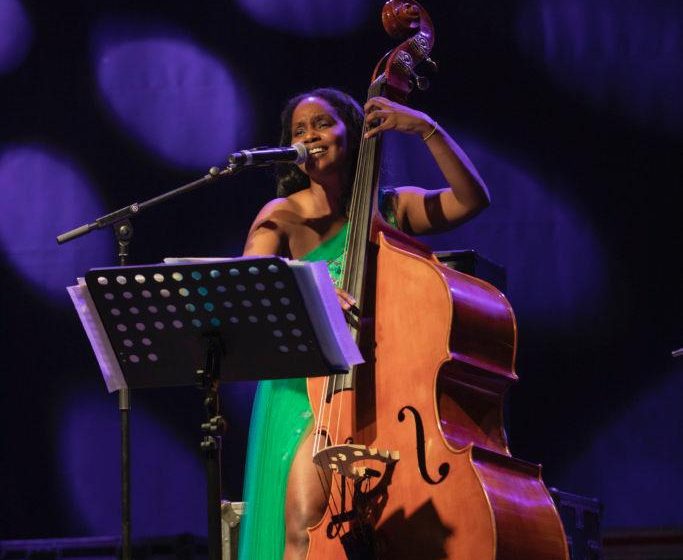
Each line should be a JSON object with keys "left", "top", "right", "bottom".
{"left": 67, "top": 278, "right": 127, "bottom": 393}
{"left": 163, "top": 256, "right": 363, "bottom": 370}
{"left": 70, "top": 257, "right": 363, "bottom": 390}
{"left": 289, "top": 260, "right": 364, "bottom": 370}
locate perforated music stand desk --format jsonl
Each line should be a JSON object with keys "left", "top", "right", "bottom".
{"left": 84, "top": 256, "right": 350, "bottom": 560}
{"left": 85, "top": 256, "right": 347, "bottom": 388}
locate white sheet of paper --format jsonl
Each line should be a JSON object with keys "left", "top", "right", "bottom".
{"left": 67, "top": 278, "right": 126, "bottom": 393}
{"left": 289, "top": 260, "right": 364, "bottom": 370}
{"left": 164, "top": 256, "right": 364, "bottom": 370}
{"left": 70, "top": 256, "right": 363, "bottom": 389}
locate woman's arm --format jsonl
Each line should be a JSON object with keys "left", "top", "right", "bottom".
{"left": 243, "top": 198, "right": 356, "bottom": 311}
{"left": 364, "top": 96, "right": 490, "bottom": 235}
{"left": 243, "top": 199, "right": 288, "bottom": 256}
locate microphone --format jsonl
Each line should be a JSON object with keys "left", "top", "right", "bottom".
{"left": 228, "top": 143, "right": 307, "bottom": 166}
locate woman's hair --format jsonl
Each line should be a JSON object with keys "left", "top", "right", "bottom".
{"left": 275, "top": 87, "right": 364, "bottom": 211}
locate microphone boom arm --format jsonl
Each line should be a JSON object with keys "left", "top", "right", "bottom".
{"left": 56, "top": 164, "right": 240, "bottom": 245}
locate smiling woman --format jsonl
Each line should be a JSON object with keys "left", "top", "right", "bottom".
{"left": 292, "top": 98, "right": 349, "bottom": 177}
{"left": 238, "top": 87, "right": 491, "bottom": 560}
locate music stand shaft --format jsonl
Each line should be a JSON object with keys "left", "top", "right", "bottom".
{"left": 199, "top": 336, "right": 225, "bottom": 560}
{"left": 117, "top": 221, "right": 133, "bottom": 560}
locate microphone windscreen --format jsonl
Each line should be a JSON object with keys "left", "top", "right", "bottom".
{"left": 291, "top": 143, "right": 307, "bottom": 164}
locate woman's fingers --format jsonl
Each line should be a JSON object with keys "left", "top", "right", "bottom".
{"left": 364, "top": 96, "right": 391, "bottom": 112}
{"left": 364, "top": 109, "right": 393, "bottom": 138}
{"left": 363, "top": 96, "right": 428, "bottom": 138}
{"left": 335, "top": 287, "right": 357, "bottom": 310}
{"left": 366, "top": 109, "right": 390, "bottom": 122}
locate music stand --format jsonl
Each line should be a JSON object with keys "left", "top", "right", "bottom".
{"left": 83, "top": 256, "right": 355, "bottom": 560}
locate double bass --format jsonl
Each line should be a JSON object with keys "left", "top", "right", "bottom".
{"left": 305, "top": 2, "right": 570, "bottom": 558}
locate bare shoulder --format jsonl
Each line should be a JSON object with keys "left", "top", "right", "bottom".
{"left": 244, "top": 196, "right": 305, "bottom": 256}
{"left": 249, "top": 197, "right": 303, "bottom": 230}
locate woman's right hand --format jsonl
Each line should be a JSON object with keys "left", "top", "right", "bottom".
{"left": 335, "top": 287, "right": 357, "bottom": 312}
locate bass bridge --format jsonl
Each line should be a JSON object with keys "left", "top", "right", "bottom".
{"left": 313, "top": 443, "right": 400, "bottom": 481}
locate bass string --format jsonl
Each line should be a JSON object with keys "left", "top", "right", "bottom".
{"left": 358, "top": 134, "right": 377, "bottom": 482}
{"left": 339, "top": 80, "right": 386, "bottom": 549}
{"left": 311, "top": 447, "right": 346, "bottom": 535}
{"left": 345, "top": 120, "right": 376, "bottom": 293}
{"left": 324, "top": 123, "right": 373, "bottom": 450}
{"left": 312, "top": 90, "right": 381, "bottom": 538}
{"left": 313, "top": 376, "right": 328, "bottom": 454}
{"left": 326, "top": 375, "right": 339, "bottom": 445}
{"left": 332, "top": 130, "right": 376, "bottom": 450}
{"left": 344, "top": 60, "right": 384, "bottom": 305}
{"left": 311, "top": 382, "right": 357, "bottom": 537}
{"left": 311, "top": 379, "right": 349, "bottom": 533}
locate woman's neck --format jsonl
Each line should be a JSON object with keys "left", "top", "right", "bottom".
{"left": 307, "top": 176, "right": 347, "bottom": 218}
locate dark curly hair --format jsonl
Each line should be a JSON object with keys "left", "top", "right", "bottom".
{"left": 275, "top": 88, "right": 364, "bottom": 213}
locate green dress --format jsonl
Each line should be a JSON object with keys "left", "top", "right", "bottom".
{"left": 238, "top": 222, "right": 349, "bottom": 560}
{"left": 238, "top": 191, "right": 396, "bottom": 559}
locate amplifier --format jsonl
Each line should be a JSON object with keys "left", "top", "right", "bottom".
{"left": 550, "top": 488, "right": 603, "bottom": 560}
{"left": 434, "top": 249, "right": 507, "bottom": 293}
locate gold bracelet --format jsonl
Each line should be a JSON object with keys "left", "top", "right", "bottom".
{"left": 421, "top": 121, "right": 438, "bottom": 141}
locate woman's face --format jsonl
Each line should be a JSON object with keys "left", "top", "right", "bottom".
{"left": 290, "top": 96, "right": 348, "bottom": 180}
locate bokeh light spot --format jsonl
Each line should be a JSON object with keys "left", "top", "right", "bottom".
{"left": 562, "top": 362, "right": 683, "bottom": 527}
{"left": 58, "top": 386, "right": 205, "bottom": 535}
{"left": 382, "top": 130, "right": 607, "bottom": 327}
{"left": 516, "top": 0, "right": 683, "bottom": 134}
{"left": 0, "top": 0, "right": 32, "bottom": 74}
{"left": 92, "top": 18, "right": 253, "bottom": 169}
{"left": 0, "top": 144, "right": 110, "bottom": 303}
{"left": 236, "top": 0, "right": 371, "bottom": 37}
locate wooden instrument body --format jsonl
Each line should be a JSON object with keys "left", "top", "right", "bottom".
{"left": 307, "top": 229, "right": 569, "bottom": 559}
{"left": 304, "top": 3, "right": 568, "bottom": 556}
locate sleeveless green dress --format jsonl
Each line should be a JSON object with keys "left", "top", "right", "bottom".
{"left": 238, "top": 222, "right": 349, "bottom": 560}
{"left": 238, "top": 192, "right": 396, "bottom": 559}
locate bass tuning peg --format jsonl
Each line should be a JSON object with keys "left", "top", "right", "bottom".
{"left": 410, "top": 68, "right": 430, "bottom": 91}
{"left": 424, "top": 57, "right": 439, "bottom": 73}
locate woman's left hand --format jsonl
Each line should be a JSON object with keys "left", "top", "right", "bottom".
{"left": 364, "top": 96, "right": 434, "bottom": 139}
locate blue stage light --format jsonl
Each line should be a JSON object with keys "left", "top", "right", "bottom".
{"left": 58, "top": 386, "right": 206, "bottom": 535}
{"left": 516, "top": 0, "right": 683, "bottom": 135}
{"left": 0, "top": 0, "right": 32, "bottom": 74}
{"left": 381, "top": 128, "right": 608, "bottom": 327}
{"left": 236, "top": 0, "right": 371, "bottom": 37}
{"left": 92, "top": 18, "right": 253, "bottom": 170}
{"left": 0, "top": 144, "right": 110, "bottom": 304}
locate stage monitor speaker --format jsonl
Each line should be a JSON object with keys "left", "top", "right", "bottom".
{"left": 551, "top": 488, "right": 603, "bottom": 560}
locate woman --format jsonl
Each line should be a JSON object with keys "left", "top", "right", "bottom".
{"left": 239, "top": 87, "right": 490, "bottom": 560}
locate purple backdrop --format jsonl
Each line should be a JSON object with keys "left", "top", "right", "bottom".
{"left": 0, "top": 0, "right": 681, "bottom": 542}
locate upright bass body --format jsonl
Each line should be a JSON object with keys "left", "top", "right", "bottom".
{"left": 304, "top": 1, "right": 569, "bottom": 556}
{"left": 307, "top": 229, "right": 569, "bottom": 559}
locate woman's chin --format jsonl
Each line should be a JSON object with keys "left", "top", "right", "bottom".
{"left": 305, "top": 161, "right": 342, "bottom": 181}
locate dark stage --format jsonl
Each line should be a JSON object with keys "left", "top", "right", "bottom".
{"left": 1, "top": 0, "right": 682, "bottom": 557}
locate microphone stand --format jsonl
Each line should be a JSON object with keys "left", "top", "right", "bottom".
{"left": 57, "top": 165, "right": 239, "bottom": 245}
{"left": 57, "top": 163, "right": 240, "bottom": 560}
